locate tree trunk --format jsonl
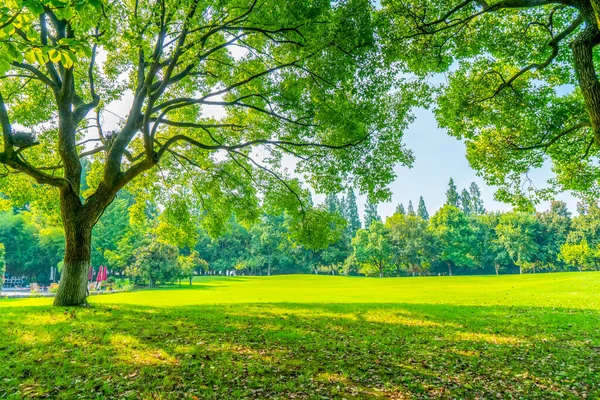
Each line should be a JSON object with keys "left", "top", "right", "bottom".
{"left": 572, "top": 6, "right": 600, "bottom": 143}
{"left": 53, "top": 217, "right": 93, "bottom": 307}
{"left": 494, "top": 264, "right": 500, "bottom": 275}
{"left": 447, "top": 262, "right": 453, "bottom": 276}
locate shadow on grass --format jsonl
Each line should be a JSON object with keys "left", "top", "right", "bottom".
{"left": 0, "top": 302, "right": 598, "bottom": 399}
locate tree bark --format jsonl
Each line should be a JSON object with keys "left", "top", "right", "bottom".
{"left": 447, "top": 262, "right": 453, "bottom": 276}
{"left": 572, "top": 4, "right": 600, "bottom": 143}
{"left": 53, "top": 208, "right": 93, "bottom": 306}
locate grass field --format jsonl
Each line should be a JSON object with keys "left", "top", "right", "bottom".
{"left": 1, "top": 273, "right": 599, "bottom": 399}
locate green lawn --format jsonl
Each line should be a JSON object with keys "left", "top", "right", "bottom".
{"left": 1, "top": 273, "right": 599, "bottom": 399}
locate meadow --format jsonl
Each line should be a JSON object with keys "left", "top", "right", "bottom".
{"left": 1, "top": 273, "right": 599, "bottom": 399}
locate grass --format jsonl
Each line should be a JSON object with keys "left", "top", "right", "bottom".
{"left": 1, "top": 273, "right": 599, "bottom": 399}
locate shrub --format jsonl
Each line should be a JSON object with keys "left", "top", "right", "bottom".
{"left": 48, "top": 283, "right": 59, "bottom": 293}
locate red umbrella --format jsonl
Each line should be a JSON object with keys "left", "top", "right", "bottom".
{"left": 96, "top": 266, "right": 108, "bottom": 283}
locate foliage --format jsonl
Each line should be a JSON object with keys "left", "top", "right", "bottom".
{"left": 352, "top": 221, "right": 393, "bottom": 277}
{"left": 0, "top": 274, "right": 599, "bottom": 398}
{"left": 560, "top": 240, "right": 593, "bottom": 272}
{"left": 496, "top": 212, "right": 541, "bottom": 274}
{"left": 445, "top": 178, "right": 460, "bottom": 208}
{"left": 363, "top": 199, "right": 381, "bottom": 228}
{"left": 382, "top": 0, "right": 600, "bottom": 204}
{"left": 429, "top": 205, "right": 474, "bottom": 275}
{"left": 128, "top": 240, "right": 180, "bottom": 287}
{"left": 416, "top": 196, "right": 429, "bottom": 220}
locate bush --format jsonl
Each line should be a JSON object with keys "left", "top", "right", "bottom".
{"left": 48, "top": 283, "right": 59, "bottom": 293}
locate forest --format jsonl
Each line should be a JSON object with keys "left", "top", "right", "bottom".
{"left": 2, "top": 177, "right": 598, "bottom": 286}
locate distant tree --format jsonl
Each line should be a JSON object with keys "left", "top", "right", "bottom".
{"left": 386, "top": 213, "right": 432, "bottom": 276}
{"left": 407, "top": 200, "right": 415, "bottom": 216}
{"left": 446, "top": 178, "right": 460, "bottom": 208}
{"left": 352, "top": 221, "right": 393, "bottom": 278}
{"left": 536, "top": 201, "right": 572, "bottom": 271}
{"left": 469, "top": 183, "right": 486, "bottom": 215}
{"left": 364, "top": 200, "right": 381, "bottom": 228}
{"left": 417, "top": 196, "right": 429, "bottom": 220}
{"left": 471, "top": 213, "right": 511, "bottom": 275}
{"left": 560, "top": 240, "right": 592, "bottom": 272}
{"left": 345, "top": 190, "right": 362, "bottom": 236}
{"left": 429, "top": 205, "right": 474, "bottom": 276}
{"left": 396, "top": 203, "right": 406, "bottom": 215}
{"left": 177, "top": 251, "right": 201, "bottom": 285}
{"left": 128, "top": 240, "right": 179, "bottom": 288}
{"left": 460, "top": 189, "right": 472, "bottom": 216}
{"left": 496, "top": 212, "right": 540, "bottom": 274}
{"left": 325, "top": 193, "right": 341, "bottom": 215}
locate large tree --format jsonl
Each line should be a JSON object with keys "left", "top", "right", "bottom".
{"left": 383, "top": 0, "right": 600, "bottom": 205}
{"left": 0, "top": 0, "right": 415, "bottom": 305}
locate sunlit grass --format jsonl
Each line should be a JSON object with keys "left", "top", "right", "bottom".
{"left": 1, "top": 273, "right": 599, "bottom": 398}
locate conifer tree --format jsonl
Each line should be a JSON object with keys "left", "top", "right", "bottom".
{"left": 407, "top": 200, "right": 415, "bottom": 216}
{"left": 325, "top": 193, "right": 340, "bottom": 215}
{"left": 469, "top": 182, "right": 486, "bottom": 215}
{"left": 417, "top": 196, "right": 429, "bottom": 220}
{"left": 460, "top": 189, "right": 472, "bottom": 216}
{"left": 396, "top": 203, "right": 406, "bottom": 215}
{"left": 446, "top": 178, "right": 460, "bottom": 208}
{"left": 345, "top": 190, "right": 362, "bottom": 236}
{"left": 364, "top": 200, "right": 381, "bottom": 228}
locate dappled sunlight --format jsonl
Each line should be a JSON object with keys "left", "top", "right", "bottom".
{"left": 454, "top": 331, "right": 524, "bottom": 345}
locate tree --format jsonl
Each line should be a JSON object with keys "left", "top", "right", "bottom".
{"left": 396, "top": 203, "right": 406, "bottom": 215}
{"left": 386, "top": 213, "right": 432, "bottom": 276}
{"left": 383, "top": 0, "right": 600, "bottom": 205}
{"left": 325, "top": 193, "right": 341, "bottom": 216}
{"left": 495, "top": 211, "right": 540, "bottom": 274}
{"left": 364, "top": 200, "right": 381, "bottom": 228}
{"left": 560, "top": 240, "right": 592, "bottom": 272}
{"left": 417, "top": 196, "right": 429, "bottom": 220}
{"left": 407, "top": 200, "right": 415, "bottom": 216}
{"left": 0, "top": 0, "right": 415, "bottom": 305}
{"left": 471, "top": 212, "right": 511, "bottom": 275}
{"left": 345, "top": 189, "right": 362, "bottom": 237}
{"left": 429, "top": 205, "right": 474, "bottom": 275}
{"left": 128, "top": 240, "right": 179, "bottom": 288}
{"left": 352, "top": 221, "right": 393, "bottom": 278}
{"left": 460, "top": 189, "right": 471, "bottom": 216}
{"left": 445, "top": 178, "right": 460, "bottom": 208}
{"left": 536, "top": 201, "right": 572, "bottom": 271}
{"left": 469, "top": 182, "right": 486, "bottom": 215}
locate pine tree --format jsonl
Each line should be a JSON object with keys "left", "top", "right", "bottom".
{"left": 325, "top": 193, "right": 339, "bottom": 215}
{"left": 446, "top": 178, "right": 460, "bottom": 208}
{"left": 396, "top": 203, "right": 406, "bottom": 215}
{"left": 407, "top": 200, "right": 415, "bottom": 216}
{"left": 417, "top": 196, "right": 429, "bottom": 219}
{"left": 345, "top": 189, "right": 362, "bottom": 236}
{"left": 469, "top": 182, "right": 486, "bottom": 215}
{"left": 364, "top": 199, "right": 381, "bottom": 228}
{"left": 460, "top": 189, "right": 472, "bottom": 216}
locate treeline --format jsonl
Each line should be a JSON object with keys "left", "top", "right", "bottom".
{"left": 1, "top": 179, "right": 599, "bottom": 285}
